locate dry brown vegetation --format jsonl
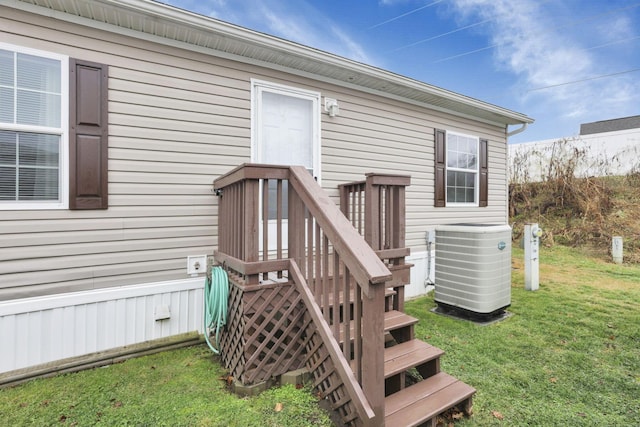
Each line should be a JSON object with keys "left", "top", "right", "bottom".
{"left": 509, "top": 139, "right": 640, "bottom": 263}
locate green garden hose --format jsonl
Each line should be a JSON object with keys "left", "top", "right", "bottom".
{"left": 204, "top": 266, "right": 229, "bottom": 354}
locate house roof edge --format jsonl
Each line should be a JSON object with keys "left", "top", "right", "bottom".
{"left": 7, "top": 0, "right": 534, "bottom": 127}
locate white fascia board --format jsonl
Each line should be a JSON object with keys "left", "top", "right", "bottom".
{"left": 5, "top": 0, "right": 533, "bottom": 127}
{"left": 114, "top": 0, "right": 532, "bottom": 125}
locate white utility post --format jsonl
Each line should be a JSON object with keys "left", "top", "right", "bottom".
{"left": 612, "top": 236, "right": 623, "bottom": 264}
{"left": 524, "top": 223, "right": 542, "bottom": 291}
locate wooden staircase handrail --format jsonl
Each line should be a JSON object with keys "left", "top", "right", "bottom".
{"left": 288, "top": 166, "right": 392, "bottom": 297}
{"left": 213, "top": 163, "right": 393, "bottom": 295}
{"left": 213, "top": 252, "right": 289, "bottom": 276}
{"left": 288, "top": 259, "right": 376, "bottom": 425}
{"left": 214, "top": 163, "right": 290, "bottom": 189}
{"left": 338, "top": 173, "right": 411, "bottom": 189}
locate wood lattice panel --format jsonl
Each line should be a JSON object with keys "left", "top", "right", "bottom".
{"left": 304, "top": 320, "right": 360, "bottom": 426}
{"left": 219, "top": 278, "right": 246, "bottom": 381}
{"left": 220, "top": 278, "right": 311, "bottom": 385}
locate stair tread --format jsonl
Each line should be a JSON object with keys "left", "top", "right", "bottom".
{"left": 385, "top": 372, "right": 476, "bottom": 427}
{"left": 320, "top": 287, "right": 396, "bottom": 309}
{"left": 383, "top": 310, "right": 418, "bottom": 330}
{"left": 337, "top": 310, "right": 418, "bottom": 344}
{"left": 383, "top": 339, "right": 444, "bottom": 378}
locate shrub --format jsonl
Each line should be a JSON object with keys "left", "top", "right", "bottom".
{"left": 509, "top": 138, "right": 640, "bottom": 262}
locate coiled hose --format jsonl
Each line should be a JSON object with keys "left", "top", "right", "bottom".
{"left": 204, "top": 266, "right": 229, "bottom": 354}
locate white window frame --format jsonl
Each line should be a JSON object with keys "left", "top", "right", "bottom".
{"left": 0, "top": 42, "right": 69, "bottom": 210}
{"left": 250, "top": 79, "right": 321, "bottom": 183}
{"left": 445, "top": 130, "right": 479, "bottom": 207}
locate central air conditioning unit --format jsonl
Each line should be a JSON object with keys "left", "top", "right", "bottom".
{"left": 434, "top": 224, "right": 512, "bottom": 317}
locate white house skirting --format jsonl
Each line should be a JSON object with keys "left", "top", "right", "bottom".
{"left": 0, "top": 278, "right": 205, "bottom": 373}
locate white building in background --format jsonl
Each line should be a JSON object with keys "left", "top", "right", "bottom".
{"left": 509, "top": 116, "right": 640, "bottom": 182}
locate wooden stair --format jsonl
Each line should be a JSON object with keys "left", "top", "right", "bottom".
{"left": 336, "top": 172, "right": 475, "bottom": 424}
{"left": 385, "top": 372, "right": 475, "bottom": 426}
{"left": 383, "top": 339, "right": 443, "bottom": 395}
{"left": 215, "top": 165, "right": 471, "bottom": 426}
{"left": 335, "top": 288, "right": 475, "bottom": 426}
{"left": 379, "top": 308, "right": 475, "bottom": 426}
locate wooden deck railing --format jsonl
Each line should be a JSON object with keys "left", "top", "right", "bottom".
{"left": 339, "top": 173, "right": 411, "bottom": 311}
{"left": 213, "top": 164, "right": 393, "bottom": 425}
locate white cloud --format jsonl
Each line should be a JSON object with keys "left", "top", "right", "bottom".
{"left": 596, "top": 15, "right": 634, "bottom": 43}
{"left": 327, "top": 24, "right": 372, "bottom": 64}
{"left": 205, "top": 0, "right": 233, "bottom": 21}
{"left": 173, "top": 0, "right": 373, "bottom": 64}
{"left": 260, "top": 7, "right": 311, "bottom": 45}
{"left": 449, "top": 0, "right": 640, "bottom": 123}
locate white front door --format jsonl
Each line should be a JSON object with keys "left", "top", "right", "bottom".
{"left": 252, "top": 80, "right": 321, "bottom": 252}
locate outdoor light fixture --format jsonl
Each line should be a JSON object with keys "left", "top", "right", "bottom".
{"left": 324, "top": 97, "right": 339, "bottom": 117}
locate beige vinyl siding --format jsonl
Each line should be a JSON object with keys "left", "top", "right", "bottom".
{"left": 0, "top": 6, "right": 509, "bottom": 299}
{"left": 0, "top": 8, "right": 247, "bottom": 299}
{"left": 317, "top": 88, "right": 508, "bottom": 250}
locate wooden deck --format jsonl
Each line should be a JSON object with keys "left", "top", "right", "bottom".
{"left": 213, "top": 164, "right": 475, "bottom": 426}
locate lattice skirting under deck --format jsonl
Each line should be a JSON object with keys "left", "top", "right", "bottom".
{"left": 219, "top": 279, "right": 310, "bottom": 385}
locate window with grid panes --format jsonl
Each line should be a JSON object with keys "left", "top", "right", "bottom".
{"left": 0, "top": 44, "right": 67, "bottom": 208}
{"left": 446, "top": 131, "right": 479, "bottom": 205}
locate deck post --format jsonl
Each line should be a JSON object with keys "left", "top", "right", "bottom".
{"left": 390, "top": 184, "right": 406, "bottom": 311}
{"left": 364, "top": 174, "right": 411, "bottom": 312}
{"left": 365, "top": 178, "right": 381, "bottom": 251}
{"left": 244, "top": 179, "right": 260, "bottom": 284}
{"left": 288, "top": 183, "right": 306, "bottom": 271}
{"left": 361, "top": 283, "right": 386, "bottom": 426}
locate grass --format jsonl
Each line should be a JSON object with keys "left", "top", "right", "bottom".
{"left": 0, "top": 346, "right": 332, "bottom": 426}
{"left": 405, "top": 246, "right": 640, "bottom": 426}
{"left": 1, "top": 245, "right": 638, "bottom": 426}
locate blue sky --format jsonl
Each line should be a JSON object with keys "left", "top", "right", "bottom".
{"left": 160, "top": 0, "right": 640, "bottom": 143}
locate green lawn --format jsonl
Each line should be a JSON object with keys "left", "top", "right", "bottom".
{"left": 1, "top": 245, "right": 638, "bottom": 426}
{"left": 0, "top": 346, "right": 332, "bottom": 426}
{"left": 405, "top": 246, "right": 640, "bottom": 426}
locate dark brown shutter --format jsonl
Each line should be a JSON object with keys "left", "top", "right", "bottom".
{"left": 479, "top": 138, "right": 488, "bottom": 207}
{"left": 434, "top": 128, "right": 446, "bottom": 207}
{"left": 69, "top": 59, "right": 108, "bottom": 210}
